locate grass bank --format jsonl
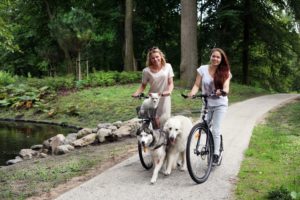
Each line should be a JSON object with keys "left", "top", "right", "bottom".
{"left": 0, "top": 82, "right": 268, "bottom": 128}
{"left": 236, "top": 99, "right": 300, "bottom": 200}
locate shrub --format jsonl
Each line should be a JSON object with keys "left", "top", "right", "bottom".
{"left": 27, "top": 76, "right": 75, "bottom": 90}
{"left": 0, "top": 71, "right": 16, "bottom": 86}
{"left": 118, "top": 71, "right": 141, "bottom": 84}
{"left": 267, "top": 186, "right": 293, "bottom": 200}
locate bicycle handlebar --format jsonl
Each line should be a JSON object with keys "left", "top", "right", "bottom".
{"left": 132, "top": 92, "right": 170, "bottom": 99}
{"left": 181, "top": 90, "right": 227, "bottom": 99}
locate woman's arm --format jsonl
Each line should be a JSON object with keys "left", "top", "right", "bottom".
{"left": 216, "top": 76, "right": 231, "bottom": 96}
{"left": 188, "top": 73, "right": 202, "bottom": 97}
{"left": 163, "top": 77, "right": 174, "bottom": 96}
{"left": 132, "top": 83, "right": 147, "bottom": 97}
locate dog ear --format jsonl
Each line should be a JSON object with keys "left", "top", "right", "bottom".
{"left": 149, "top": 93, "right": 152, "bottom": 97}
{"left": 136, "top": 128, "right": 142, "bottom": 136}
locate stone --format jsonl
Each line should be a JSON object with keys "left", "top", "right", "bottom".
{"left": 97, "top": 128, "right": 112, "bottom": 143}
{"left": 30, "top": 144, "right": 43, "bottom": 150}
{"left": 19, "top": 149, "right": 38, "bottom": 160}
{"left": 65, "top": 133, "right": 77, "bottom": 145}
{"left": 77, "top": 128, "right": 93, "bottom": 139}
{"left": 97, "top": 123, "right": 112, "bottom": 129}
{"left": 6, "top": 156, "right": 23, "bottom": 165}
{"left": 54, "top": 144, "right": 75, "bottom": 155}
{"left": 72, "top": 133, "right": 97, "bottom": 147}
{"left": 50, "top": 134, "right": 66, "bottom": 154}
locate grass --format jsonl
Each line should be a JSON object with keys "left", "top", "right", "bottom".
{"left": 0, "top": 82, "right": 269, "bottom": 128}
{"left": 236, "top": 99, "right": 300, "bottom": 200}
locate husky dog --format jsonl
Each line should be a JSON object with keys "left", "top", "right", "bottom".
{"left": 163, "top": 115, "right": 193, "bottom": 175}
{"left": 139, "top": 93, "right": 160, "bottom": 118}
{"left": 137, "top": 127, "right": 167, "bottom": 184}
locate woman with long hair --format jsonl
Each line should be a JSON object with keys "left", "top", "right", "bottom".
{"left": 188, "top": 48, "right": 231, "bottom": 165}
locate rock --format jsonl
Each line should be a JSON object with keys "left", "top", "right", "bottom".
{"left": 112, "top": 121, "right": 123, "bottom": 128}
{"left": 113, "top": 125, "right": 132, "bottom": 138}
{"left": 97, "top": 123, "right": 112, "bottom": 129}
{"left": 39, "top": 153, "right": 48, "bottom": 158}
{"left": 30, "top": 144, "right": 43, "bottom": 150}
{"left": 50, "top": 134, "right": 65, "bottom": 154}
{"left": 19, "top": 149, "right": 38, "bottom": 160}
{"left": 54, "top": 144, "right": 75, "bottom": 155}
{"left": 6, "top": 156, "right": 23, "bottom": 165}
{"left": 43, "top": 139, "right": 51, "bottom": 150}
{"left": 65, "top": 133, "right": 77, "bottom": 145}
{"left": 97, "top": 128, "right": 112, "bottom": 143}
{"left": 108, "top": 125, "right": 118, "bottom": 131}
{"left": 92, "top": 128, "right": 98, "bottom": 133}
{"left": 72, "top": 133, "right": 97, "bottom": 147}
{"left": 77, "top": 128, "right": 93, "bottom": 139}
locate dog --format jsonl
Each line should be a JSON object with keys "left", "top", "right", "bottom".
{"left": 139, "top": 93, "right": 160, "bottom": 118}
{"left": 163, "top": 115, "right": 193, "bottom": 175}
{"left": 137, "top": 127, "right": 167, "bottom": 184}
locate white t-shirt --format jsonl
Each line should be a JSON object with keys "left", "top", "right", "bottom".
{"left": 197, "top": 65, "right": 230, "bottom": 107}
{"left": 142, "top": 63, "right": 174, "bottom": 119}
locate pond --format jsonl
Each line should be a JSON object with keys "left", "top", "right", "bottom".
{"left": 0, "top": 120, "right": 78, "bottom": 166}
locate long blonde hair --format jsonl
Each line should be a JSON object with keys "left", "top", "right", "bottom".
{"left": 146, "top": 47, "right": 166, "bottom": 67}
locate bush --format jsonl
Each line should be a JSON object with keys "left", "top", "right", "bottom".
{"left": 0, "top": 71, "right": 16, "bottom": 86}
{"left": 118, "top": 71, "right": 141, "bottom": 84}
{"left": 267, "top": 186, "right": 293, "bottom": 200}
{"left": 27, "top": 76, "right": 75, "bottom": 90}
{"left": 87, "top": 71, "right": 118, "bottom": 86}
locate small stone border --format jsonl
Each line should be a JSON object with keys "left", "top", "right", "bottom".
{"left": 2, "top": 118, "right": 142, "bottom": 166}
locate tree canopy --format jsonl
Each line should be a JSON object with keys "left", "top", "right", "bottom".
{"left": 0, "top": 0, "right": 299, "bottom": 92}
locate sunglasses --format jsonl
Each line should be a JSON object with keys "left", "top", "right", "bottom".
{"left": 148, "top": 46, "right": 158, "bottom": 52}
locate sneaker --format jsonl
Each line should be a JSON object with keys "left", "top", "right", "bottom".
{"left": 212, "top": 154, "right": 219, "bottom": 166}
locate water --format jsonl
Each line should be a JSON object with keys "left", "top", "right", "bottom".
{"left": 0, "top": 120, "right": 77, "bottom": 166}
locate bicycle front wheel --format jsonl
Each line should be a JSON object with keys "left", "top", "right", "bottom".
{"left": 186, "top": 123, "right": 213, "bottom": 184}
{"left": 138, "top": 142, "right": 153, "bottom": 170}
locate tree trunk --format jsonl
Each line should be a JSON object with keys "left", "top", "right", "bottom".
{"left": 242, "top": 0, "right": 250, "bottom": 84}
{"left": 78, "top": 51, "right": 82, "bottom": 81}
{"left": 124, "top": 0, "right": 136, "bottom": 71}
{"left": 179, "top": 0, "right": 198, "bottom": 88}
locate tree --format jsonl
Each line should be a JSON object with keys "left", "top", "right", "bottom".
{"left": 124, "top": 0, "right": 136, "bottom": 71}
{"left": 0, "top": 0, "right": 19, "bottom": 53}
{"left": 48, "top": 7, "right": 96, "bottom": 77}
{"left": 179, "top": 0, "right": 198, "bottom": 88}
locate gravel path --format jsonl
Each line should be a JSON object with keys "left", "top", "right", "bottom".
{"left": 55, "top": 94, "right": 299, "bottom": 200}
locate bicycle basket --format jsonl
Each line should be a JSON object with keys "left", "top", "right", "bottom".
{"left": 137, "top": 107, "right": 156, "bottom": 119}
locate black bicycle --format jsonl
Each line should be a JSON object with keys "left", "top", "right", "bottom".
{"left": 133, "top": 93, "right": 157, "bottom": 170}
{"left": 182, "top": 92, "right": 224, "bottom": 184}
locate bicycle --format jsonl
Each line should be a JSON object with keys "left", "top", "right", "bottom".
{"left": 182, "top": 92, "right": 225, "bottom": 184}
{"left": 133, "top": 93, "right": 157, "bottom": 170}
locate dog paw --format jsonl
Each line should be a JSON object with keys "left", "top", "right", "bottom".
{"left": 150, "top": 179, "right": 156, "bottom": 184}
{"left": 179, "top": 167, "right": 187, "bottom": 171}
{"left": 164, "top": 171, "right": 171, "bottom": 176}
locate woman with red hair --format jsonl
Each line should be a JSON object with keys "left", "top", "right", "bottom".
{"left": 188, "top": 48, "right": 231, "bottom": 165}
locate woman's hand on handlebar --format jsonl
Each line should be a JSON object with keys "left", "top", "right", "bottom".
{"left": 215, "top": 89, "right": 227, "bottom": 96}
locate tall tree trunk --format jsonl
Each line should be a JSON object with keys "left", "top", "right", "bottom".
{"left": 124, "top": 0, "right": 136, "bottom": 71}
{"left": 180, "top": 0, "right": 198, "bottom": 88}
{"left": 242, "top": 0, "right": 250, "bottom": 84}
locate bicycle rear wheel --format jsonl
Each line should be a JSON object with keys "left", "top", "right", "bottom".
{"left": 138, "top": 142, "right": 153, "bottom": 170}
{"left": 186, "top": 123, "right": 213, "bottom": 184}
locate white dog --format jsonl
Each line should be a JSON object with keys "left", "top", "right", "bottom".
{"left": 163, "top": 115, "right": 193, "bottom": 175}
{"left": 137, "top": 127, "right": 167, "bottom": 184}
{"left": 139, "top": 93, "right": 160, "bottom": 118}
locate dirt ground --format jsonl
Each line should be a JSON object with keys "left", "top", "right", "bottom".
{"left": 1, "top": 137, "right": 138, "bottom": 200}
